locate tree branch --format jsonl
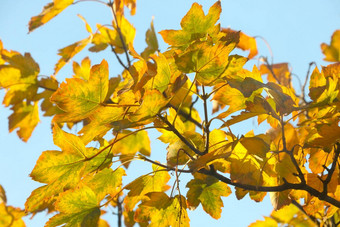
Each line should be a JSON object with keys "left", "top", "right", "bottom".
{"left": 198, "top": 168, "right": 340, "bottom": 208}
{"left": 321, "top": 143, "right": 340, "bottom": 198}
{"left": 167, "top": 103, "right": 203, "bottom": 129}
{"left": 157, "top": 114, "right": 204, "bottom": 156}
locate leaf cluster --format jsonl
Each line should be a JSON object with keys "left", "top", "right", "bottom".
{"left": 1, "top": 1, "right": 340, "bottom": 226}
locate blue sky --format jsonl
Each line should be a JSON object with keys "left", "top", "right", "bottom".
{"left": 0, "top": 0, "right": 340, "bottom": 226}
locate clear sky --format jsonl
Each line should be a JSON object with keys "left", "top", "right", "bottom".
{"left": 1, "top": 0, "right": 340, "bottom": 226}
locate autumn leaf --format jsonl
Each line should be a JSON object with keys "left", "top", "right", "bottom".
{"left": 321, "top": 30, "right": 340, "bottom": 62}
{"left": 186, "top": 174, "right": 231, "bottom": 219}
{"left": 136, "top": 192, "right": 190, "bottom": 227}
{"left": 28, "top": 0, "right": 74, "bottom": 32}
{"left": 72, "top": 57, "right": 91, "bottom": 80}
{"left": 113, "top": 0, "right": 137, "bottom": 16}
{"left": 0, "top": 52, "right": 39, "bottom": 106}
{"left": 51, "top": 60, "right": 109, "bottom": 122}
{"left": 46, "top": 186, "right": 100, "bottom": 227}
{"left": 8, "top": 102, "right": 40, "bottom": 142}
{"left": 260, "top": 63, "right": 292, "bottom": 87}
{"left": 79, "top": 106, "right": 125, "bottom": 144}
{"left": 54, "top": 15, "right": 93, "bottom": 75}
{"left": 124, "top": 165, "right": 170, "bottom": 211}
{"left": 175, "top": 41, "right": 236, "bottom": 85}
{"left": 90, "top": 15, "right": 135, "bottom": 54}
{"left": 221, "top": 28, "right": 258, "bottom": 59}
{"left": 160, "top": 1, "right": 221, "bottom": 47}
{"left": 83, "top": 168, "right": 126, "bottom": 202}
{"left": 111, "top": 130, "right": 151, "bottom": 167}
{"left": 143, "top": 53, "right": 171, "bottom": 92}
{"left": 26, "top": 125, "right": 112, "bottom": 212}
{"left": 141, "top": 18, "right": 159, "bottom": 59}
{"left": 129, "top": 90, "right": 168, "bottom": 122}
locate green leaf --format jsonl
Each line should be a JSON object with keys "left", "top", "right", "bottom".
{"left": 26, "top": 125, "right": 112, "bottom": 212}
{"left": 159, "top": 1, "right": 221, "bottom": 47}
{"left": 28, "top": 0, "right": 74, "bottom": 32}
{"left": 84, "top": 168, "right": 126, "bottom": 201}
{"left": 51, "top": 60, "right": 109, "bottom": 122}
{"left": 186, "top": 174, "right": 231, "bottom": 219}
{"left": 175, "top": 42, "right": 236, "bottom": 85}
{"left": 46, "top": 186, "right": 100, "bottom": 227}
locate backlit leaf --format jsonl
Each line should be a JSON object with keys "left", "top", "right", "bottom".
{"left": 175, "top": 41, "right": 236, "bottom": 85}
{"left": 159, "top": 1, "right": 221, "bottom": 47}
{"left": 321, "top": 30, "right": 340, "bottom": 62}
{"left": 8, "top": 102, "right": 40, "bottom": 142}
{"left": 141, "top": 19, "right": 159, "bottom": 59}
{"left": 0, "top": 51, "right": 39, "bottom": 106}
{"left": 124, "top": 165, "right": 170, "bottom": 211}
{"left": 129, "top": 90, "right": 168, "bottom": 122}
{"left": 221, "top": 28, "right": 258, "bottom": 59}
{"left": 28, "top": 0, "right": 74, "bottom": 32}
{"left": 54, "top": 15, "right": 92, "bottom": 75}
{"left": 186, "top": 174, "right": 231, "bottom": 219}
{"left": 136, "top": 192, "right": 190, "bottom": 227}
{"left": 51, "top": 60, "right": 109, "bottom": 122}
{"left": 46, "top": 186, "right": 100, "bottom": 227}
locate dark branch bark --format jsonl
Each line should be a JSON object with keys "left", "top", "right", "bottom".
{"left": 157, "top": 114, "right": 204, "bottom": 156}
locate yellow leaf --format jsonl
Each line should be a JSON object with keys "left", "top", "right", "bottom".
{"left": 51, "top": 60, "right": 109, "bottom": 122}
{"left": 28, "top": 0, "right": 74, "bottom": 32}
{"left": 8, "top": 102, "right": 40, "bottom": 142}
{"left": 129, "top": 90, "right": 168, "bottom": 122}
{"left": 73, "top": 57, "right": 91, "bottom": 80}
{"left": 54, "top": 37, "right": 92, "bottom": 75}
{"left": 136, "top": 192, "right": 190, "bottom": 227}
{"left": 159, "top": 1, "right": 221, "bottom": 47}
{"left": 321, "top": 30, "right": 340, "bottom": 62}
{"left": 124, "top": 165, "right": 170, "bottom": 211}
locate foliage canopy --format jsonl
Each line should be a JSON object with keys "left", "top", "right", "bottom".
{"left": 1, "top": 0, "right": 340, "bottom": 226}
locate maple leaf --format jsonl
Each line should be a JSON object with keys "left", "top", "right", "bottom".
{"left": 79, "top": 106, "right": 125, "bottom": 144}
{"left": 28, "top": 0, "right": 74, "bottom": 32}
{"left": 186, "top": 174, "right": 231, "bottom": 219}
{"left": 26, "top": 125, "right": 112, "bottom": 212}
{"left": 51, "top": 60, "right": 109, "bottom": 122}
{"left": 144, "top": 53, "right": 171, "bottom": 92}
{"left": 46, "top": 186, "right": 100, "bottom": 227}
{"left": 8, "top": 101, "right": 40, "bottom": 142}
{"left": 221, "top": 28, "right": 258, "bottom": 59}
{"left": 90, "top": 15, "right": 135, "bottom": 54}
{"left": 321, "top": 30, "right": 340, "bottom": 62}
{"left": 0, "top": 51, "right": 39, "bottom": 106}
{"left": 159, "top": 1, "right": 221, "bottom": 47}
{"left": 34, "top": 76, "right": 62, "bottom": 117}
{"left": 0, "top": 185, "right": 26, "bottom": 227}
{"left": 260, "top": 63, "right": 292, "bottom": 87}
{"left": 136, "top": 192, "right": 190, "bottom": 227}
{"left": 113, "top": 0, "right": 136, "bottom": 16}
{"left": 111, "top": 130, "right": 151, "bottom": 168}
{"left": 129, "top": 90, "right": 168, "bottom": 122}
{"left": 83, "top": 168, "right": 126, "bottom": 202}
{"left": 175, "top": 41, "right": 236, "bottom": 85}
{"left": 124, "top": 165, "right": 170, "bottom": 211}
{"left": 141, "top": 19, "right": 159, "bottom": 59}
{"left": 54, "top": 15, "right": 93, "bottom": 75}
